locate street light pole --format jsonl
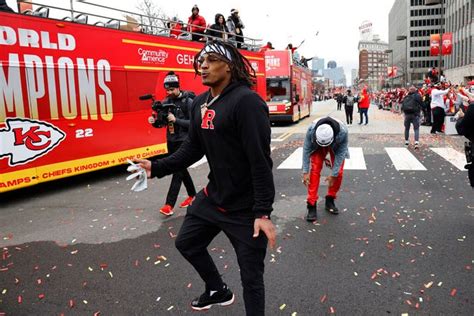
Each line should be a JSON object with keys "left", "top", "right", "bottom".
{"left": 396, "top": 35, "right": 408, "bottom": 86}
{"left": 426, "top": 0, "right": 445, "bottom": 80}
{"left": 385, "top": 49, "right": 393, "bottom": 90}
{"left": 439, "top": 0, "right": 444, "bottom": 80}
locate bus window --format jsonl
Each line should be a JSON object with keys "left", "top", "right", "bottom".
{"left": 266, "top": 78, "right": 290, "bottom": 102}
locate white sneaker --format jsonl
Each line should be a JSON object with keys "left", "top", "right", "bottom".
{"left": 404, "top": 141, "right": 409, "bottom": 147}
{"left": 414, "top": 142, "right": 419, "bottom": 149}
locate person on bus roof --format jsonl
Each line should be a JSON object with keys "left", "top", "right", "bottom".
{"left": 134, "top": 40, "right": 276, "bottom": 315}
{"left": 302, "top": 116, "right": 349, "bottom": 222}
{"left": 188, "top": 5, "right": 206, "bottom": 42}
{"left": 168, "top": 17, "right": 184, "bottom": 38}
{"left": 0, "top": 0, "right": 14, "bottom": 12}
{"left": 206, "top": 13, "right": 229, "bottom": 41}
{"left": 227, "top": 9, "right": 245, "bottom": 48}
{"left": 300, "top": 55, "right": 313, "bottom": 68}
{"left": 149, "top": 72, "right": 196, "bottom": 216}
{"left": 259, "top": 41, "right": 274, "bottom": 52}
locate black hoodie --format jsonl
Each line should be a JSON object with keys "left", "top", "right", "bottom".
{"left": 151, "top": 82, "right": 274, "bottom": 217}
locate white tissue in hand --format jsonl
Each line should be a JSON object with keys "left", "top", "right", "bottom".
{"left": 126, "top": 159, "right": 147, "bottom": 192}
{"left": 131, "top": 171, "right": 147, "bottom": 192}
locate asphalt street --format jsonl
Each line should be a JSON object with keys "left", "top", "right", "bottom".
{"left": 1, "top": 100, "right": 473, "bottom": 315}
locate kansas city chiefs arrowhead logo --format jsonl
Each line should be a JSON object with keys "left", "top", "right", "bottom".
{"left": 0, "top": 118, "right": 66, "bottom": 166}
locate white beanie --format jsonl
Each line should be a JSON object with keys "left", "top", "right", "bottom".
{"left": 315, "top": 124, "right": 334, "bottom": 147}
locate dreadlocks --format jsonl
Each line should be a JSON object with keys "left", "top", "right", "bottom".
{"left": 193, "top": 40, "right": 256, "bottom": 87}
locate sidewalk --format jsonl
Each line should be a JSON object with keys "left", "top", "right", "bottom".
{"left": 311, "top": 100, "right": 432, "bottom": 134}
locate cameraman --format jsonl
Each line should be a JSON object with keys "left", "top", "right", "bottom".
{"left": 456, "top": 90, "right": 474, "bottom": 187}
{"left": 151, "top": 72, "right": 197, "bottom": 215}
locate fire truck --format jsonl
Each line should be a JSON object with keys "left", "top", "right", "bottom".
{"left": 265, "top": 50, "right": 313, "bottom": 122}
{"left": 0, "top": 2, "right": 266, "bottom": 192}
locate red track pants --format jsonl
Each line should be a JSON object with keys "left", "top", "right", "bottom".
{"left": 307, "top": 147, "right": 345, "bottom": 205}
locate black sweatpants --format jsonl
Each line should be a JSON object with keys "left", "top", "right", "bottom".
{"left": 344, "top": 106, "right": 354, "bottom": 124}
{"left": 431, "top": 107, "right": 445, "bottom": 133}
{"left": 175, "top": 191, "right": 267, "bottom": 315}
{"left": 165, "top": 141, "right": 196, "bottom": 206}
{"left": 423, "top": 102, "right": 432, "bottom": 124}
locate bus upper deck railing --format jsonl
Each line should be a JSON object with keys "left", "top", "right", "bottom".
{"left": 15, "top": 0, "right": 263, "bottom": 51}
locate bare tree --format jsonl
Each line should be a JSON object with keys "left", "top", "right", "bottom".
{"left": 136, "top": 0, "right": 169, "bottom": 35}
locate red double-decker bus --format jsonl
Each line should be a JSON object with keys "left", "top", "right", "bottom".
{"left": 265, "top": 50, "right": 313, "bottom": 123}
{"left": 0, "top": 3, "right": 266, "bottom": 192}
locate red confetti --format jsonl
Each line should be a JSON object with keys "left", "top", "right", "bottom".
{"left": 17, "top": 295, "right": 22, "bottom": 304}
{"left": 134, "top": 260, "right": 139, "bottom": 267}
{"left": 82, "top": 281, "right": 88, "bottom": 288}
{"left": 406, "top": 299, "right": 412, "bottom": 306}
{"left": 38, "top": 294, "right": 45, "bottom": 300}
{"left": 100, "top": 263, "right": 108, "bottom": 269}
{"left": 0, "top": 268, "right": 8, "bottom": 272}
{"left": 415, "top": 303, "right": 420, "bottom": 309}
{"left": 465, "top": 265, "right": 472, "bottom": 271}
{"left": 329, "top": 306, "right": 336, "bottom": 314}
{"left": 37, "top": 278, "right": 42, "bottom": 285}
{"left": 320, "top": 294, "right": 327, "bottom": 303}
{"left": 69, "top": 299, "right": 75, "bottom": 308}
{"left": 93, "top": 312, "right": 101, "bottom": 316}
{"left": 450, "top": 288, "right": 457, "bottom": 297}
{"left": 153, "top": 244, "right": 160, "bottom": 248}
{"left": 14, "top": 277, "right": 20, "bottom": 284}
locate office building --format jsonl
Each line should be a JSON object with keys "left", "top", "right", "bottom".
{"left": 444, "top": 0, "right": 473, "bottom": 83}
{"left": 358, "top": 39, "right": 389, "bottom": 90}
{"left": 311, "top": 57, "right": 325, "bottom": 76}
{"left": 389, "top": 0, "right": 447, "bottom": 85}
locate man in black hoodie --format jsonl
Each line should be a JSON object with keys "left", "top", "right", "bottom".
{"left": 135, "top": 40, "right": 275, "bottom": 315}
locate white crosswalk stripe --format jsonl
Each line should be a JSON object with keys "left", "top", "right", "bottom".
{"left": 345, "top": 147, "right": 367, "bottom": 170}
{"left": 277, "top": 147, "right": 368, "bottom": 170}
{"left": 277, "top": 147, "right": 303, "bottom": 169}
{"left": 430, "top": 148, "right": 467, "bottom": 171}
{"left": 385, "top": 147, "right": 426, "bottom": 171}
{"left": 191, "top": 146, "right": 463, "bottom": 173}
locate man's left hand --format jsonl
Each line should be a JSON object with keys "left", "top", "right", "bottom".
{"left": 326, "top": 175, "right": 336, "bottom": 187}
{"left": 167, "top": 113, "right": 176, "bottom": 122}
{"left": 253, "top": 218, "right": 276, "bottom": 249}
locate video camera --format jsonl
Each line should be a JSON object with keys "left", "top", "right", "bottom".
{"left": 139, "top": 94, "right": 176, "bottom": 128}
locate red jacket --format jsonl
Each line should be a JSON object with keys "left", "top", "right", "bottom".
{"left": 359, "top": 89, "right": 370, "bottom": 109}
{"left": 187, "top": 14, "right": 206, "bottom": 34}
{"left": 170, "top": 23, "right": 183, "bottom": 37}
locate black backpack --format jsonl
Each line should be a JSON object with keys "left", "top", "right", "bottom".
{"left": 402, "top": 94, "right": 419, "bottom": 114}
{"left": 346, "top": 96, "right": 355, "bottom": 107}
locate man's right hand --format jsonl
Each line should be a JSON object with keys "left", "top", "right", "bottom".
{"left": 133, "top": 159, "right": 152, "bottom": 178}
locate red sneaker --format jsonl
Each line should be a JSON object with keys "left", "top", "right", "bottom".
{"left": 179, "top": 196, "right": 195, "bottom": 208}
{"left": 159, "top": 205, "right": 174, "bottom": 216}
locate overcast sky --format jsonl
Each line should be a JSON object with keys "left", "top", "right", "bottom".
{"left": 6, "top": 0, "right": 396, "bottom": 81}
